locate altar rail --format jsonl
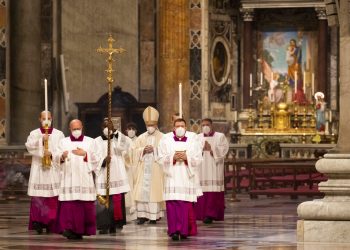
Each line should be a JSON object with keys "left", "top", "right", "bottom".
{"left": 279, "top": 143, "right": 335, "bottom": 158}
{"left": 224, "top": 158, "right": 326, "bottom": 199}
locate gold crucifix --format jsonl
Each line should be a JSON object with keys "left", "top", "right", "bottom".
{"left": 97, "top": 34, "right": 126, "bottom": 84}
{"left": 96, "top": 34, "right": 125, "bottom": 208}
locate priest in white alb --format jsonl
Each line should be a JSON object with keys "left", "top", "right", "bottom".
{"left": 95, "top": 119, "right": 131, "bottom": 234}
{"left": 123, "top": 122, "right": 138, "bottom": 221}
{"left": 25, "top": 111, "right": 65, "bottom": 234}
{"left": 195, "top": 118, "right": 229, "bottom": 224}
{"left": 132, "top": 106, "right": 164, "bottom": 225}
{"left": 57, "top": 119, "right": 100, "bottom": 240}
{"left": 158, "top": 118, "right": 203, "bottom": 241}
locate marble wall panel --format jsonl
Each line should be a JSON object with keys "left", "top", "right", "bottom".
{"left": 61, "top": 0, "right": 138, "bottom": 117}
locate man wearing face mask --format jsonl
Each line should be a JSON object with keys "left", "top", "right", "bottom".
{"left": 94, "top": 119, "right": 131, "bottom": 234}
{"left": 195, "top": 118, "right": 229, "bottom": 224}
{"left": 57, "top": 119, "right": 100, "bottom": 240}
{"left": 158, "top": 118, "right": 203, "bottom": 241}
{"left": 125, "top": 122, "right": 138, "bottom": 142}
{"left": 25, "top": 111, "right": 65, "bottom": 234}
{"left": 124, "top": 122, "right": 138, "bottom": 221}
{"left": 132, "top": 106, "right": 164, "bottom": 225}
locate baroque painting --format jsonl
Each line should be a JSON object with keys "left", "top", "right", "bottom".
{"left": 258, "top": 30, "right": 317, "bottom": 104}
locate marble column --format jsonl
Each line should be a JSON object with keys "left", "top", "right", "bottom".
{"left": 9, "top": 0, "right": 42, "bottom": 144}
{"left": 316, "top": 7, "right": 328, "bottom": 98}
{"left": 158, "top": 0, "right": 190, "bottom": 131}
{"left": 241, "top": 8, "right": 254, "bottom": 109}
{"left": 297, "top": 1, "right": 350, "bottom": 243}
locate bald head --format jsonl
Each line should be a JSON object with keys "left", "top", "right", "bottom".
{"left": 69, "top": 119, "right": 83, "bottom": 131}
{"left": 39, "top": 111, "right": 52, "bottom": 127}
{"left": 40, "top": 111, "right": 52, "bottom": 119}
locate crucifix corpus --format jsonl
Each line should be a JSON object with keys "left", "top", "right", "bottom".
{"left": 96, "top": 34, "right": 126, "bottom": 208}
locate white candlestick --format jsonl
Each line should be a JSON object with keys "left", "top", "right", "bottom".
{"left": 249, "top": 74, "right": 252, "bottom": 88}
{"left": 179, "top": 82, "right": 182, "bottom": 118}
{"left": 329, "top": 110, "right": 332, "bottom": 123}
{"left": 294, "top": 71, "right": 298, "bottom": 93}
{"left": 260, "top": 72, "right": 263, "bottom": 85}
{"left": 44, "top": 78, "right": 48, "bottom": 121}
{"left": 303, "top": 72, "right": 306, "bottom": 94}
{"left": 250, "top": 89, "right": 252, "bottom": 97}
{"left": 311, "top": 73, "right": 315, "bottom": 95}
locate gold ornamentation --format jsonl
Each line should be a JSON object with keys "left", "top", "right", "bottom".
{"left": 96, "top": 34, "right": 126, "bottom": 208}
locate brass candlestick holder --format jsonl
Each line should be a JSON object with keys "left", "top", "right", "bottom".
{"left": 258, "top": 103, "right": 264, "bottom": 129}
{"left": 301, "top": 106, "right": 307, "bottom": 128}
{"left": 293, "top": 102, "right": 299, "bottom": 128}
{"left": 42, "top": 124, "right": 52, "bottom": 169}
{"left": 248, "top": 104, "right": 254, "bottom": 129}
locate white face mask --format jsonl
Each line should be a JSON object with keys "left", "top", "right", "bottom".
{"left": 127, "top": 129, "right": 136, "bottom": 138}
{"left": 202, "top": 125, "right": 211, "bottom": 135}
{"left": 41, "top": 120, "right": 52, "bottom": 128}
{"left": 103, "top": 127, "right": 113, "bottom": 136}
{"left": 147, "top": 126, "right": 156, "bottom": 134}
{"left": 175, "top": 127, "right": 186, "bottom": 137}
{"left": 72, "top": 129, "right": 82, "bottom": 139}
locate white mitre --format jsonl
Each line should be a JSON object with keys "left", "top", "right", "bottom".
{"left": 143, "top": 106, "right": 159, "bottom": 126}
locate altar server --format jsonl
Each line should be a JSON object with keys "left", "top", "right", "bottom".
{"left": 57, "top": 119, "right": 100, "bottom": 240}
{"left": 195, "top": 118, "right": 229, "bottom": 224}
{"left": 25, "top": 111, "right": 64, "bottom": 234}
{"left": 158, "top": 118, "right": 203, "bottom": 240}
{"left": 95, "top": 119, "right": 131, "bottom": 234}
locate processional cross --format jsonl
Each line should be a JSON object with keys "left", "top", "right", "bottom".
{"left": 96, "top": 34, "right": 126, "bottom": 208}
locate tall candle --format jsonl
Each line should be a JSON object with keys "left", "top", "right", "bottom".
{"left": 234, "top": 111, "right": 237, "bottom": 123}
{"left": 329, "top": 110, "right": 332, "bottom": 123}
{"left": 260, "top": 72, "right": 263, "bottom": 85}
{"left": 303, "top": 72, "right": 306, "bottom": 94}
{"left": 44, "top": 78, "right": 48, "bottom": 121}
{"left": 311, "top": 73, "right": 315, "bottom": 95}
{"left": 179, "top": 82, "right": 182, "bottom": 118}
{"left": 249, "top": 73, "right": 252, "bottom": 88}
{"left": 294, "top": 71, "right": 298, "bottom": 93}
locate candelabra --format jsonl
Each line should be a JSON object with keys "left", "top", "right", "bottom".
{"left": 248, "top": 103, "right": 254, "bottom": 129}
{"left": 293, "top": 102, "right": 299, "bottom": 128}
{"left": 258, "top": 103, "right": 264, "bottom": 129}
{"left": 301, "top": 106, "right": 307, "bottom": 128}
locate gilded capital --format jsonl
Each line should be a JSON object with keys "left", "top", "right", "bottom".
{"left": 240, "top": 8, "right": 254, "bottom": 22}
{"left": 315, "top": 7, "right": 327, "bottom": 20}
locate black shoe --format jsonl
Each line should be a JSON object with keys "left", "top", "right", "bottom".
{"left": 149, "top": 220, "right": 157, "bottom": 224}
{"left": 203, "top": 217, "right": 213, "bottom": 224}
{"left": 171, "top": 233, "right": 179, "bottom": 241}
{"left": 99, "top": 229, "right": 109, "bottom": 234}
{"left": 137, "top": 218, "right": 148, "bottom": 225}
{"left": 180, "top": 234, "right": 187, "bottom": 240}
{"left": 63, "top": 230, "right": 82, "bottom": 240}
{"left": 32, "top": 222, "right": 43, "bottom": 234}
{"left": 63, "top": 229, "right": 74, "bottom": 239}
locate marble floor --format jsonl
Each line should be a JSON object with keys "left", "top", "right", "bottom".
{"left": 0, "top": 194, "right": 349, "bottom": 250}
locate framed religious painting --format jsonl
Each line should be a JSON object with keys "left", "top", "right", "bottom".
{"left": 256, "top": 8, "right": 319, "bottom": 106}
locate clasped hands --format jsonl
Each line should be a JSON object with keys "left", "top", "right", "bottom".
{"left": 61, "top": 147, "right": 86, "bottom": 161}
{"left": 143, "top": 145, "right": 154, "bottom": 155}
{"left": 173, "top": 151, "right": 187, "bottom": 162}
{"left": 203, "top": 141, "right": 212, "bottom": 151}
